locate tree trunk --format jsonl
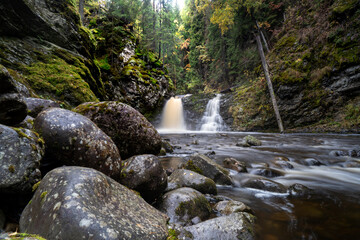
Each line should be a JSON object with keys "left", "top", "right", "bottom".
{"left": 256, "top": 22, "right": 269, "bottom": 53}
{"left": 79, "top": 0, "right": 85, "bottom": 25}
{"left": 255, "top": 33, "right": 284, "bottom": 133}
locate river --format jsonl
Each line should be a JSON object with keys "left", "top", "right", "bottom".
{"left": 158, "top": 131, "right": 360, "bottom": 240}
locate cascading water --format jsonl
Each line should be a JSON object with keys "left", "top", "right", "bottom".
{"left": 199, "top": 94, "right": 226, "bottom": 131}
{"left": 160, "top": 96, "right": 186, "bottom": 130}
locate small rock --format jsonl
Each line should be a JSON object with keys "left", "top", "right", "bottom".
{"left": 242, "top": 177, "right": 287, "bottom": 193}
{"left": 304, "top": 158, "right": 323, "bottom": 166}
{"left": 15, "top": 115, "right": 34, "bottom": 130}
{"left": 223, "top": 158, "right": 247, "bottom": 173}
{"left": 250, "top": 167, "right": 284, "bottom": 178}
{"left": 214, "top": 200, "right": 252, "bottom": 215}
{"left": 20, "top": 166, "right": 168, "bottom": 240}
{"left": 161, "top": 140, "right": 173, "bottom": 153}
{"left": 288, "top": 183, "right": 313, "bottom": 197}
{"left": 120, "top": 154, "right": 167, "bottom": 203}
{"left": 167, "top": 169, "right": 217, "bottom": 195}
{"left": 242, "top": 135, "right": 262, "bottom": 147}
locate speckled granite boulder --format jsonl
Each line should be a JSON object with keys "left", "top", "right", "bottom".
{"left": 25, "top": 98, "right": 60, "bottom": 118}
{"left": 0, "top": 65, "right": 27, "bottom": 126}
{"left": 167, "top": 169, "right": 217, "bottom": 195}
{"left": 20, "top": 166, "right": 169, "bottom": 240}
{"left": 0, "top": 124, "right": 43, "bottom": 194}
{"left": 184, "top": 154, "right": 232, "bottom": 185}
{"left": 73, "top": 101, "right": 162, "bottom": 159}
{"left": 158, "top": 187, "right": 211, "bottom": 226}
{"left": 120, "top": 154, "right": 167, "bottom": 203}
{"left": 34, "top": 108, "right": 121, "bottom": 180}
{"left": 180, "top": 213, "right": 255, "bottom": 240}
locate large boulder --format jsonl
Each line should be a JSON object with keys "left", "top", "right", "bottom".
{"left": 74, "top": 101, "right": 162, "bottom": 159}
{"left": 180, "top": 213, "right": 255, "bottom": 240}
{"left": 0, "top": 124, "right": 43, "bottom": 194}
{"left": 167, "top": 169, "right": 217, "bottom": 195}
{"left": 0, "top": 65, "right": 27, "bottom": 126}
{"left": 20, "top": 166, "right": 169, "bottom": 240}
{"left": 158, "top": 187, "right": 212, "bottom": 226}
{"left": 184, "top": 154, "right": 232, "bottom": 185}
{"left": 25, "top": 98, "right": 60, "bottom": 118}
{"left": 34, "top": 108, "right": 122, "bottom": 180}
{"left": 120, "top": 154, "right": 167, "bottom": 203}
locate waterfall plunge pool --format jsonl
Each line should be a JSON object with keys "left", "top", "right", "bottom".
{"left": 158, "top": 131, "right": 360, "bottom": 240}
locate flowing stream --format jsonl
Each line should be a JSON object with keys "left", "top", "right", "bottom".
{"left": 159, "top": 132, "right": 360, "bottom": 240}
{"left": 157, "top": 96, "right": 360, "bottom": 239}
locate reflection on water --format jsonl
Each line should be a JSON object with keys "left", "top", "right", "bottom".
{"left": 159, "top": 131, "right": 360, "bottom": 240}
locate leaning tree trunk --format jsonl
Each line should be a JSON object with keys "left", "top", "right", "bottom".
{"left": 79, "top": 0, "right": 85, "bottom": 25}
{"left": 255, "top": 33, "right": 284, "bottom": 133}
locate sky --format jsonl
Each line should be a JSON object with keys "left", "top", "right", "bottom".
{"left": 175, "top": 0, "right": 186, "bottom": 10}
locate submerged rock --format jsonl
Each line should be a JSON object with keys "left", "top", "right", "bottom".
{"left": 167, "top": 169, "right": 217, "bottom": 195}
{"left": 74, "top": 101, "right": 162, "bottom": 159}
{"left": 158, "top": 187, "right": 212, "bottom": 226}
{"left": 20, "top": 166, "right": 168, "bottom": 240}
{"left": 184, "top": 154, "right": 232, "bottom": 185}
{"left": 0, "top": 124, "right": 43, "bottom": 194}
{"left": 180, "top": 213, "right": 255, "bottom": 240}
{"left": 242, "top": 177, "right": 287, "bottom": 193}
{"left": 34, "top": 108, "right": 122, "bottom": 180}
{"left": 223, "top": 158, "right": 247, "bottom": 173}
{"left": 120, "top": 154, "right": 167, "bottom": 203}
{"left": 25, "top": 98, "right": 60, "bottom": 118}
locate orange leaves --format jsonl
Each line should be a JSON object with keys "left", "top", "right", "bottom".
{"left": 181, "top": 38, "right": 190, "bottom": 50}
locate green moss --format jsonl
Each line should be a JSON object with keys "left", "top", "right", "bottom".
{"left": 40, "top": 191, "right": 48, "bottom": 203}
{"left": 32, "top": 181, "right": 41, "bottom": 192}
{"left": 13, "top": 127, "right": 32, "bottom": 140}
{"left": 185, "top": 160, "right": 203, "bottom": 175}
{"left": 5, "top": 233, "right": 46, "bottom": 240}
{"left": 8, "top": 165, "right": 15, "bottom": 173}
{"left": 96, "top": 56, "right": 111, "bottom": 71}
{"left": 175, "top": 196, "right": 211, "bottom": 222}
{"left": 167, "top": 228, "right": 179, "bottom": 240}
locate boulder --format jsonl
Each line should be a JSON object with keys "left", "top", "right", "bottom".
{"left": 74, "top": 101, "right": 162, "bottom": 159}
{"left": 20, "top": 166, "right": 169, "bottom": 240}
{"left": 34, "top": 108, "right": 122, "bottom": 180}
{"left": 0, "top": 93, "right": 27, "bottom": 126}
{"left": 214, "top": 200, "right": 252, "bottom": 216}
{"left": 180, "top": 213, "right": 255, "bottom": 240}
{"left": 249, "top": 167, "right": 284, "bottom": 178}
{"left": 167, "top": 169, "right": 217, "bottom": 195}
{"left": 120, "top": 154, "right": 167, "bottom": 203}
{"left": 223, "top": 158, "right": 247, "bottom": 173}
{"left": 184, "top": 154, "right": 232, "bottom": 185}
{"left": 25, "top": 98, "right": 60, "bottom": 118}
{"left": 158, "top": 187, "right": 212, "bottom": 226}
{"left": 241, "top": 135, "right": 262, "bottom": 147}
{"left": 0, "top": 124, "right": 43, "bottom": 194}
{"left": 242, "top": 177, "right": 287, "bottom": 193}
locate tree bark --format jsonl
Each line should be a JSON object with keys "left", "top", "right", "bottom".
{"left": 256, "top": 22, "right": 270, "bottom": 53}
{"left": 255, "top": 33, "right": 284, "bottom": 133}
{"left": 79, "top": 0, "right": 85, "bottom": 25}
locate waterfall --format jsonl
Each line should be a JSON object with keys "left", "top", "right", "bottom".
{"left": 160, "top": 96, "right": 186, "bottom": 130}
{"left": 199, "top": 94, "right": 226, "bottom": 132}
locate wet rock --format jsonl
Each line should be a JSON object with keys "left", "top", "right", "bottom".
{"left": 73, "top": 101, "right": 162, "bottom": 159}
{"left": 162, "top": 140, "right": 173, "bottom": 153}
{"left": 272, "top": 157, "right": 294, "bottom": 169}
{"left": 167, "top": 169, "right": 217, "bottom": 195}
{"left": 120, "top": 154, "right": 167, "bottom": 203}
{"left": 0, "top": 124, "right": 43, "bottom": 194}
{"left": 242, "top": 177, "right": 287, "bottom": 193}
{"left": 288, "top": 183, "right": 313, "bottom": 197}
{"left": 180, "top": 213, "right": 255, "bottom": 240}
{"left": 184, "top": 154, "right": 232, "bottom": 185}
{"left": 34, "top": 108, "right": 122, "bottom": 180}
{"left": 330, "top": 149, "right": 360, "bottom": 158}
{"left": 250, "top": 167, "right": 284, "bottom": 178}
{"left": 214, "top": 200, "right": 252, "bottom": 216}
{"left": 304, "top": 158, "right": 323, "bottom": 166}
{"left": 158, "top": 187, "right": 211, "bottom": 226}
{"left": 25, "top": 98, "right": 60, "bottom": 118}
{"left": 15, "top": 116, "right": 34, "bottom": 130}
{"left": 0, "top": 93, "right": 27, "bottom": 126}
{"left": 223, "top": 158, "right": 247, "bottom": 173}
{"left": 242, "top": 135, "right": 262, "bottom": 147}
{"left": 20, "top": 166, "right": 168, "bottom": 240}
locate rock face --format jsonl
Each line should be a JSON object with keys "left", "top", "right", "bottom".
{"left": 25, "top": 98, "right": 60, "bottom": 118}
{"left": 0, "top": 65, "right": 27, "bottom": 126}
{"left": 167, "top": 169, "right": 217, "bottom": 195}
{"left": 34, "top": 108, "right": 122, "bottom": 180}
{"left": 120, "top": 155, "right": 167, "bottom": 202}
{"left": 158, "top": 187, "right": 212, "bottom": 226}
{"left": 184, "top": 154, "right": 232, "bottom": 185}
{"left": 181, "top": 213, "right": 255, "bottom": 240}
{"left": 74, "top": 101, "right": 162, "bottom": 159}
{"left": 20, "top": 166, "right": 169, "bottom": 240}
{"left": 0, "top": 124, "right": 43, "bottom": 194}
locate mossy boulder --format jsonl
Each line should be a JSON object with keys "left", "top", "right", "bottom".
{"left": 167, "top": 169, "right": 217, "bottom": 195}
{"left": 158, "top": 187, "right": 212, "bottom": 226}
{"left": 0, "top": 124, "right": 44, "bottom": 194}
{"left": 25, "top": 98, "right": 60, "bottom": 118}
{"left": 34, "top": 108, "right": 122, "bottom": 180}
{"left": 120, "top": 154, "right": 167, "bottom": 203}
{"left": 20, "top": 166, "right": 169, "bottom": 240}
{"left": 184, "top": 154, "right": 232, "bottom": 185}
{"left": 73, "top": 101, "right": 162, "bottom": 159}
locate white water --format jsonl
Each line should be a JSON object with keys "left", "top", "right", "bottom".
{"left": 160, "top": 97, "right": 186, "bottom": 131}
{"left": 199, "top": 94, "right": 226, "bottom": 131}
